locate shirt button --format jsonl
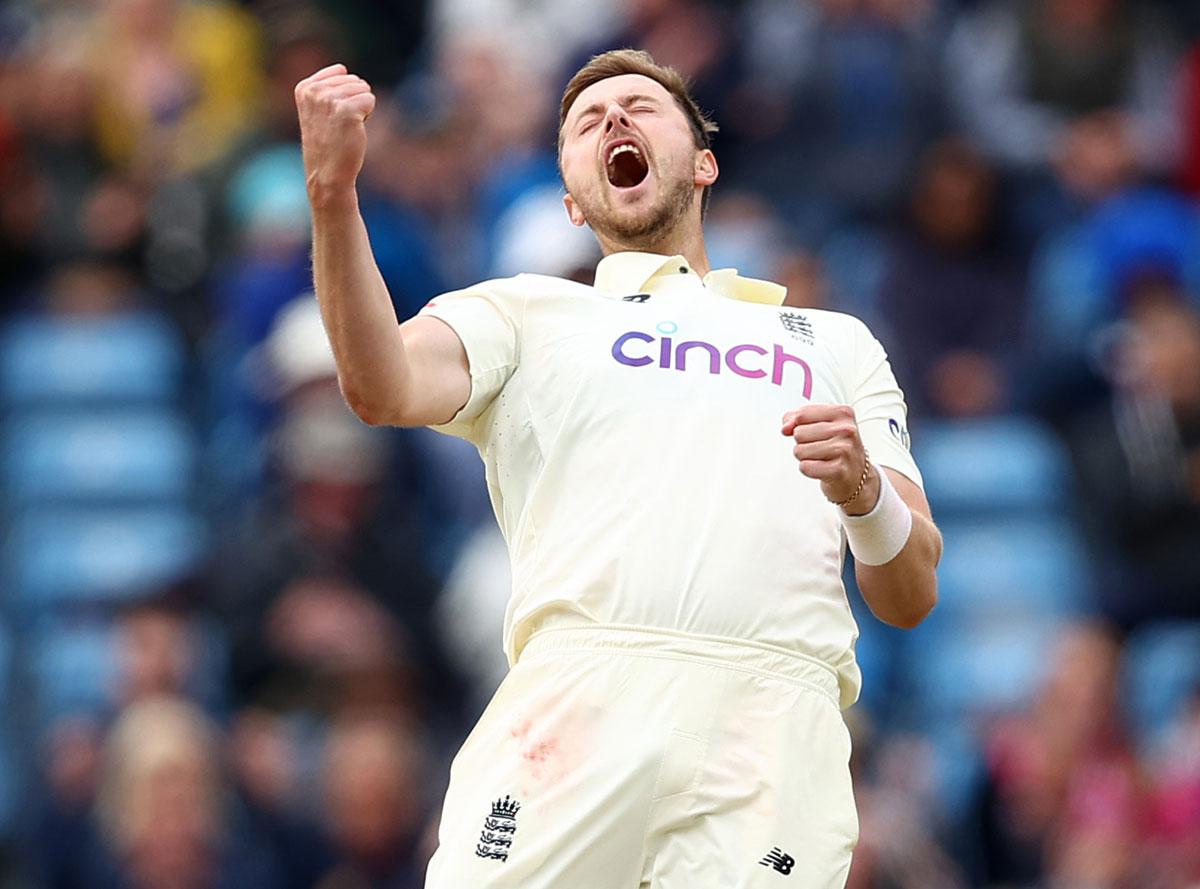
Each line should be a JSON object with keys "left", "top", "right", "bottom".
{"left": 679, "top": 266, "right": 688, "bottom": 274}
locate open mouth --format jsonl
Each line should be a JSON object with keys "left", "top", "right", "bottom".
{"left": 605, "top": 141, "right": 649, "bottom": 188}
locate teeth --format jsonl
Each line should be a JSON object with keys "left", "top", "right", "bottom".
{"left": 607, "top": 144, "right": 642, "bottom": 164}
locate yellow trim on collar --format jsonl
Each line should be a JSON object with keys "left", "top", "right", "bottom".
{"left": 593, "top": 252, "right": 787, "bottom": 306}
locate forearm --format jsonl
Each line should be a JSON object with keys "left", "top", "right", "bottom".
{"left": 854, "top": 509, "right": 941, "bottom": 629}
{"left": 310, "top": 185, "right": 411, "bottom": 424}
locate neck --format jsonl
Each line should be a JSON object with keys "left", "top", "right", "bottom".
{"left": 596, "top": 223, "right": 711, "bottom": 276}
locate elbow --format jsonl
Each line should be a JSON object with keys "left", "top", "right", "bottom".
{"left": 887, "top": 579, "right": 938, "bottom": 630}
{"left": 351, "top": 405, "right": 392, "bottom": 427}
{"left": 340, "top": 382, "right": 398, "bottom": 427}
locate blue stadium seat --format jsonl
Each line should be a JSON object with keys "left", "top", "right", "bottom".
{"left": 901, "top": 614, "right": 1064, "bottom": 721}
{"left": 913, "top": 416, "right": 1075, "bottom": 517}
{"left": 30, "top": 619, "right": 116, "bottom": 725}
{"left": 820, "top": 225, "right": 887, "bottom": 322}
{"left": 933, "top": 517, "right": 1090, "bottom": 618}
{"left": 1027, "top": 224, "right": 1108, "bottom": 355}
{"left": 4, "top": 507, "right": 207, "bottom": 610}
{"left": 2, "top": 411, "right": 195, "bottom": 506}
{"left": 1122, "top": 621, "right": 1200, "bottom": 750}
{"left": 925, "top": 723, "right": 986, "bottom": 821}
{"left": 0, "top": 622, "right": 10, "bottom": 712}
{"left": 0, "top": 312, "right": 184, "bottom": 407}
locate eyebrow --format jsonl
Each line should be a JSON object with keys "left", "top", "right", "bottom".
{"left": 572, "top": 93, "right": 662, "bottom": 127}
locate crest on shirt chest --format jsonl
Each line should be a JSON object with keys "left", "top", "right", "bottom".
{"left": 777, "top": 311, "right": 815, "bottom": 345}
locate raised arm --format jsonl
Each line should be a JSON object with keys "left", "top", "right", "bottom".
{"left": 783, "top": 405, "right": 942, "bottom": 629}
{"left": 296, "top": 64, "right": 469, "bottom": 427}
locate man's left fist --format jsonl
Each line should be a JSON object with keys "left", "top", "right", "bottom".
{"left": 781, "top": 404, "right": 879, "bottom": 514}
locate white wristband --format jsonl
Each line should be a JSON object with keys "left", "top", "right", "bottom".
{"left": 841, "top": 468, "right": 912, "bottom": 566}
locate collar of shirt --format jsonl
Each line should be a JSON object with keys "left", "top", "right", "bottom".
{"left": 592, "top": 251, "right": 787, "bottom": 306}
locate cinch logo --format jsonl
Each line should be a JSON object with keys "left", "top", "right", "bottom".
{"left": 611, "top": 322, "right": 813, "bottom": 398}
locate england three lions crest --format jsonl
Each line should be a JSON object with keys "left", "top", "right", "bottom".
{"left": 475, "top": 795, "right": 521, "bottom": 862}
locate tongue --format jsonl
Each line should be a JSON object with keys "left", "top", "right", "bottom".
{"left": 607, "top": 151, "right": 648, "bottom": 188}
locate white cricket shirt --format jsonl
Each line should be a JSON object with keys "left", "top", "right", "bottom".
{"left": 419, "top": 252, "right": 923, "bottom": 708}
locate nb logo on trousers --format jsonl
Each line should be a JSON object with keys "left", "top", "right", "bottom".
{"left": 759, "top": 847, "right": 795, "bottom": 875}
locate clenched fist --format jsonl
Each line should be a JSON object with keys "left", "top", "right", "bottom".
{"left": 295, "top": 64, "right": 376, "bottom": 201}
{"left": 781, "top": 404, "right": 880, "bottom": 514}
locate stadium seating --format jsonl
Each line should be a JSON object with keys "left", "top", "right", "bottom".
{"left": 0, "top": 624, "right": 20, "bottom": 833}
{"left": 0, "top": 312, "right": 185, "bottom": 408}
{"left": 4, "top": 507, "right": 207, "bottom": 612}
{"left": 852, "top": 415, "right": 1096, "bottom": 819}
{"left": 1122, "top": 621, "right": 1200, "bottom": 750}
{"left": 913, "top": 416, "right": 1076, "bottom": 518}
{"left": 29, "top": 619, "right": 116, "bottom": 726}
{"left": 2, "top": 411, "right": 195, "bottom": 506}
{"left": 933, "top": 517, "right": 1089, "bottom": 617}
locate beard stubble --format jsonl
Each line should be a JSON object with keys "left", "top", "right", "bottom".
{"left": 574, "top": 168, "right": 696, "bottom": 249}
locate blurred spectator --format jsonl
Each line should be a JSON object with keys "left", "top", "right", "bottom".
{"left": 730, "top": 0, "right": 944, "bottom": 235}
{"left": 89, "top": 0, "right": 265, "bottom": 176}
{"left": 877, "top": 138, "right": 1027, "bottom": 418}
{"left": 432, "top": 0, "right": 619, "bottom": 78}
{"left": 226, "top": 707, "right": 329, "bottom": 889}
{"left": 93, "top": 696, "right": 282, "bottom": 889}
{"left": 28, "top": 718, "right": 106, "bottom": 889}
{"left": 970, "top": 623, "right": 1143, "bottom": 888}
{"left": 1023, "top": 188, "right": 1200, "bottom": 424}
{"left": 946, "top": 0, "right": 1181, "bottom": 226}
{"left": 1144, "top": 690, "right": 1200, "bottom": 886}
{"left": 210, "top": 299, "right": 458, "bottom": 724}
{"left": 775, "top": 249, "right": 832, "bottom": 310}
{"left": 1181, "top": 44, "right": 1200, "bottom": 195}
{"left": 1064, "top": 292, "right": 1200, "bottom": 626}
{"left": 847, "top": 724, "right": 968, "bottom": 889}
{"left": 8, "top": 20, "right": 107, "bottom": 265}
{"left": 39, "top": 258, "right": 143, "bottom": 318}
{"left": 214, "top": 145, "right": 315, "bottom": 350}
{"left": 313, "top": 712, "right": 429, "bottom": 889}
{"left": 116, "top": 601, "right": 199, "bottom": 707}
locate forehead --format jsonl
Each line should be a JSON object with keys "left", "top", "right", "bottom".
{"left": 566, "top": 73, "right": 676, "bottom": 122}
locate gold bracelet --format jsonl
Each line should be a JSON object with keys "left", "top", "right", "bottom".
{"left": 832, "top": 451, "right": 871, "bottom": 509}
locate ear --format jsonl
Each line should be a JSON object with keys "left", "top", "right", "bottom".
{"left": 694, "top": 149, "right": 718, "bottom": 189}
{"left": 563, "top": 192, "right": 587, "bottom": 227}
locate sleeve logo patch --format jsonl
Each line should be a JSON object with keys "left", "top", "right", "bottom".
{"left": 888, "top": 418, "right": 911, "bottom": 451}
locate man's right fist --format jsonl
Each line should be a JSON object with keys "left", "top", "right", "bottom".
{"left": 295, "top": 64, "right": 377, "bottom": 201}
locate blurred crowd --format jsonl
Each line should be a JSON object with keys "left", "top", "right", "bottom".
{"left": 0, "top": 0, "right": 1199, "bottom": 887}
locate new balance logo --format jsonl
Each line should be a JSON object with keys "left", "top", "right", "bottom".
{"left": 759, "top": 847, "right": 795, "bottom": 875}
{"left": 475, "top": 795, "right": 521, "bottom": 862}
{"left": 622, "top": 293, "right": 651, "bottom": 303}
{"left": 778, "top": 311, "right": 814, "bottom": 343}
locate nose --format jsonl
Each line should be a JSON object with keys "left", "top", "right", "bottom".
{"left": 603, "top": 103, "right": 631, "bottom": 133}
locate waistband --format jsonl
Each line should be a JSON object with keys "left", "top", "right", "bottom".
{"left": 519, "top": 623, "right": 840, "bottom": 705}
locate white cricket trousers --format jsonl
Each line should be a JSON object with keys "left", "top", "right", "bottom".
{"left": 425, "top": 625, "right": 858, "bottom": 889}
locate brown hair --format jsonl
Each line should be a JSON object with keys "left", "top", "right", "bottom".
{"left": 558, "top": 49, "right": 719, "bottom": 211}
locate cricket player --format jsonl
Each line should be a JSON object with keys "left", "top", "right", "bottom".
{"left": 296, "top": 49, "right": 942, "bottom": 889}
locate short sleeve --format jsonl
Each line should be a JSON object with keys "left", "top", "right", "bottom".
{"left": 418, "top": 280, "right": 522, "bottom": 441}
{"left": 848, "top": 318, "right": 923, "bottom": 489}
